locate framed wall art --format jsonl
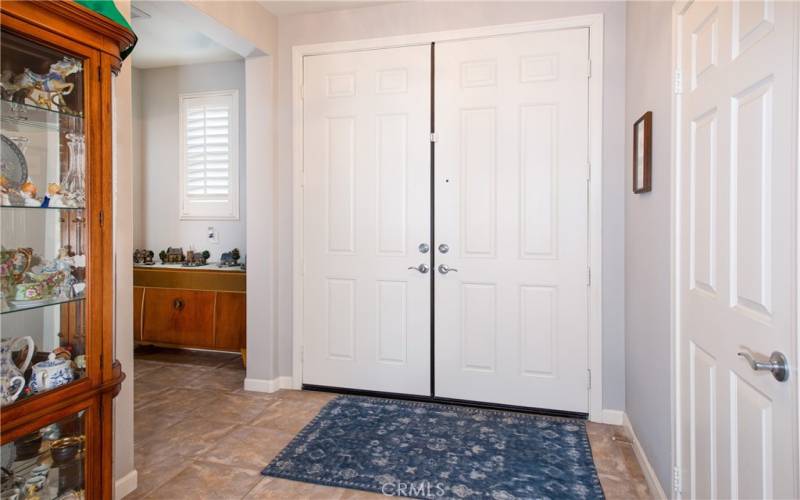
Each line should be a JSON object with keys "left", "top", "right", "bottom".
{"left": 633, "top": 111, "right": 652, "bottom": 194}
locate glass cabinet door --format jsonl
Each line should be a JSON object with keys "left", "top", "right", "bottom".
{"left": 1, "top": 30, "right": 89, "bottom": 406}
{"left": 1, "top": 409, "right": 88, "bottom": 499}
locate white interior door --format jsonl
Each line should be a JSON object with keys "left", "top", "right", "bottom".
{"left": 677, "top": 1, "right": 797, "bottom": 497}
{"left": 302, "top": 46, "right": 432, "bottom": 395}
{"left": 434, "top": 29, "right": 591, "bottom": 412}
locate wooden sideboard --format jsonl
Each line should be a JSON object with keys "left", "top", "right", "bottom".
{"left": 133, "top": 266, "right": 245, "bottom": 352}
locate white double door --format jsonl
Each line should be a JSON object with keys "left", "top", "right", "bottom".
{"left": 302, "top": 28, "right": 590, "bottom": 413}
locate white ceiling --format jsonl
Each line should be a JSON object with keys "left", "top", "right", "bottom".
{"left": 131, "top": 2, "right": 242, "bottom": 69}
{"left": 259, "top": 1, "right": 398, "bottom": 17}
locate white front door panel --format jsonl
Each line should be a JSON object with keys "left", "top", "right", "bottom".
{"left": 302, "top": 46, "right": 432, "bottom": 395}
{"left": 434, "top": 29, "right": 591, "bottom": 412}
{"left": 677, "top": 1, "right": 797, "bottom": 497}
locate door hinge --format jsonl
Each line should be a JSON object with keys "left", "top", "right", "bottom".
{"left": 586, "top": 59, "right": 592, "bottom": 78}
{"left": 672, "top": 466, "right": 682, "bottom": 493}
{"left": 673, "top": 69, "right": 683, "bottom": 95}
{"left": 430, "top": 132, "right": 439, "bottom": 143}
{"left": 587, "top": 369, "right": 592, "bottom": 389}
{"left": 99, "top": 210, "right": 104, "bottom": 227}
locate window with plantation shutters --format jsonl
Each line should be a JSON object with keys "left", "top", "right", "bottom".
{"left": 179, "top": 90, "right": 239, "bottom": 219}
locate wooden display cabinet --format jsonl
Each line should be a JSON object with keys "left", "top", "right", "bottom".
{"left": 0, "top": 2, "right": 133, "bottom": 499}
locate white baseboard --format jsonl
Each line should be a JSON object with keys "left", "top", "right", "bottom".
{"left": 623, "top": 413, "right": 668, "bottom": 500}
{"left": 114, "top": 469, "right": 138, "bottom": 500}
{"left": 599, "top": 409, "right": 624, "bottom": 425}
{"left": 244, "top": 376, "right": 293, "bottom": 393}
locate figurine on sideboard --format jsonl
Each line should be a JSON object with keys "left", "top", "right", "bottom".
{"left": 183, "top": 250, "right": 210, "bottom": 267}
{"left": 133, "top": 249, "right": 155, "bottom": 265}
{"left": 159, "top": 247, "right": 184, "bottom": 264}
{"left": 218, "top": 248, "right": 241, "bottom": 267}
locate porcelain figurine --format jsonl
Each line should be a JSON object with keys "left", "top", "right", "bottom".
{"left": 1, "top": 57, "right": 83, "bottom": 114}
{"left": 0, "top": 336, "right": 34, "bottom": 406}
{"left": 29, "top": 353, "right": 74, "bottom": 394}
{"left": 19, "top": 181, "right": 39, "bottom": 207}
{"left": 41, "top": 183, "right": 65, "bottom": 208}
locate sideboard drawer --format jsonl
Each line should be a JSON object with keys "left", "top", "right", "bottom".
{"left": 141, "top": 289, "right": 215, "bottom": 348}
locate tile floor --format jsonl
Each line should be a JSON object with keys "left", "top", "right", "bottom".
{"left": 128, "top": 347, "right": 651, "bottom": 499}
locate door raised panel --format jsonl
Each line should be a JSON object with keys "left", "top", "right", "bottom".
{"left": 327, "top": 116, "right": 356, "bottom": 254}
{"left": 461, "top": 59, "right": 497, "bottom": 88}
{"left": 460, "top": 107, "right": 497, "bottom": 258}
{"left": 730, "top": 373, "right": 773, "bottom": 499}
{"left": 519, "top": 54, "right": 559, "bottom": 83}
{"left": 520, "top": 104, "right": 557, "bottom": 259}
{"left": 376, "top": 281, "right": 407, "bottom": 364}
{"left": 690, "top": 108, "right": 718, "bottom": 295}
{"left": 732, "top": 0, "right": 775, "bottom": 58}
{"left": 730, "top": 78, "right": 773, "bottom": 318}
{"left": 327, "top": 278, "right": 356, "bottom": 360}
{"left": 520, "top": 285, "right": 557, "bottom": 377}
{"left": 689, "top": 342, "right": 717, "bottom": 500}
{"left": 461, "top": 283, "right": 497, "bottom": 372}
{"left": 326, "top": 73, "right": 356, "bottom": 97}
{"left": 691, "top": 7, "right": 719, "bottom": 91}
{"left": 376, "top": 113, "right": 408, "bottom": 255}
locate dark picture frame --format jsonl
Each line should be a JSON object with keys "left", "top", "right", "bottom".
{"left": 633, "top": 111, "right": 652, "bottom": 194}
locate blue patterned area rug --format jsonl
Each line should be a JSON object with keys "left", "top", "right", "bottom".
{"left": 262, "top": 395, "right": 605, "bottom": 499}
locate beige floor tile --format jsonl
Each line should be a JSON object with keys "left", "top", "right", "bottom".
{"left": 204, "top": 425, "right": 296, "bottom": 471}
{"left": 243, "top": 477, "right": 348, "bottom": 499}
{"left": 188, "top": 391, "right": 278, "bottom": 425}
{"left": 143, "top": 461, "right": 262, "bottom": 500}
{"left": 250, "top": 399, "right": 327, "bottom": 434}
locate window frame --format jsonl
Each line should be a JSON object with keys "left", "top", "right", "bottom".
{"left": 178, "top": 89, "right": 240, "bottom": 221}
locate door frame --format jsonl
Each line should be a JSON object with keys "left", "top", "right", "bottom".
{"left": 292, "top": 13, "right": 606, "bottom": 421}
{"left": 670, "top": 1, "right": 800, "bottom": 498}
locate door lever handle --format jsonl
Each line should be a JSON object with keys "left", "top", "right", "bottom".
{"left": 738, "top": 351, "right": 789, "bottom": 382}
{"left": 408, "top": 263, "right": 429, "bottom": 274}
{"left": 438, "top": 264, "right": 458, "bottom": 274}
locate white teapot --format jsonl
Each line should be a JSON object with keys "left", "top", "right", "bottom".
{"left": 0, "top": 336, "right": 34, "bottom": 406}
{"left": 29, "top": 352, "right": 73, "bottom": 393}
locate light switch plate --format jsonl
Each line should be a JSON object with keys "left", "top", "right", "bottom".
{"left": 207, "top": 226, "right": 219, "bottom": 244}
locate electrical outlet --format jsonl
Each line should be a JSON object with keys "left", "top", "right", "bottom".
{"left": 207, "top": 226, "right": 219, "bottom": 244}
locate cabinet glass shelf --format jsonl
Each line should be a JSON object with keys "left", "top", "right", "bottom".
{"left": 1, "top": 296, "right": 84, "bottom": 315}
{"left": 0, "top": 204, "right": 85, "bottom": 210}
{"left": 1, "top": 99, "right": 84, "bottom": 132}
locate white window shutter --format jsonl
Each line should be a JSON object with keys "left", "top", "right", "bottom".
{"left": 179, "top": 90, "right": 239, "bottom": 220}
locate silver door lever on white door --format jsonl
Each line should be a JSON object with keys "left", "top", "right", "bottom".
{"left": 408, "top": 263, "right": 429, "bottom": 273}
{"left": 738, "top": 351, "right": 789, "bottom": 382}
{"left": 438, "top": 264, "right": 458, "bottom": 274}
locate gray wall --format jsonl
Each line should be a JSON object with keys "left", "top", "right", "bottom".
{"left": 275, "top": 1, "right": 628, "bottom": 411}
{"left": 135, "top": 60, "right": 246, "bottom": 261}
{"left": 625, "top": 1, "right": 673, "bottom": 492}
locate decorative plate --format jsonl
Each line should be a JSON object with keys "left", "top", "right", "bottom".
{"left": 1, "top": 134, "right": 28, "bottom": 189}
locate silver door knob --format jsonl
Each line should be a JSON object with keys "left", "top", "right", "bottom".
{"left": 418, "top": 243, "right": 430, "bottom": 254}
{"left": 408, "top": 263, "right": 429, "bottom": 273}
{"left": 438, "top": 244, "right": 450, "bottom": 254}
{"left": 738, "top": 351, "right": 789, "bottom": 382}
{"left": 438, "top": 264, "right": 458, "bottom": 274}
